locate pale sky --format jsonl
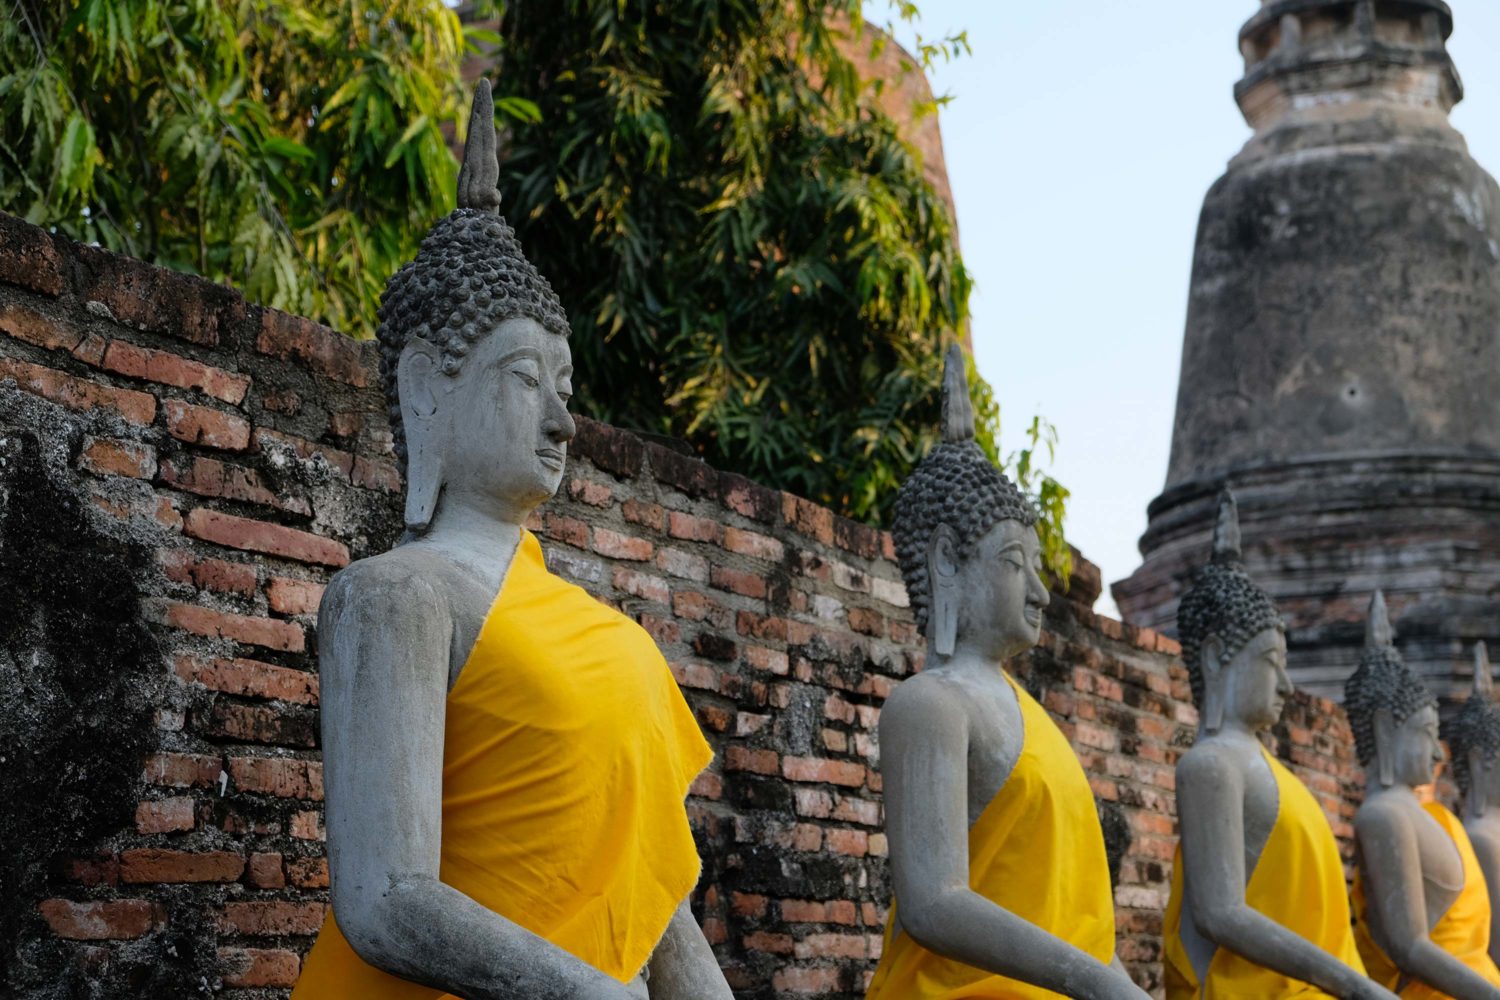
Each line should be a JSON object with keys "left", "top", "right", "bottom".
{"left": 889, "top": 1, "right": 1500, "bottom": 616}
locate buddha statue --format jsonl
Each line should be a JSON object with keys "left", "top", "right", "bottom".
{"left": 1442, "top": 642, "right": 1500, "bottom": 968}
{"left": 1163, "top": 491, "right": 1392, "bottom": 1000}
{"left": 289, "top": 82, "right": 733, "bottom": 1000}
{"left": 865, "top": 345, "right": 1149, "bottom": 1000}
{"left": 1348, "top": 592, "right": 1500, "bottom": 998}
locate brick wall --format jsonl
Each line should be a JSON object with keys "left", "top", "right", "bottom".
{"left": 0, "top": 212, "right": 1364, "bottom": 999}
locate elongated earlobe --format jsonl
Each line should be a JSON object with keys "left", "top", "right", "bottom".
{"left": 398, "top": 344, "right": 444, "bottom": 533}
{"left": 1201, "top": 635, "right": 1226, "bottom": 735}
{"left": 1470, "top": 750, "right": 1490, "bottom": 817}
{"left": 928, "top": 526, "right": 961, "bottom": 657}
{"left": 1374, "top": 708, "right": 1397, "bottom": 788}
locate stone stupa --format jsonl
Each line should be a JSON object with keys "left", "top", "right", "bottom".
{"left": 1115, "top": 0, "right": 1500, "bottom": 702}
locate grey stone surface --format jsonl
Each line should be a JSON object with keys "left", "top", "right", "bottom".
{"left": 1115, "top": 0, "right": 1500, "bottom": 704}
{"left": 1172, "top": 492, "right": 1392, "bottom": 998}
{"left": 877, "top": 346, "right": 1149, "bottom": 999}
{"left": 1446, "top": 643, "right": 1500, "bottom": 965}
{"left": 1346, "top": 591, "right": 1500, "bottom": 998}
{"left": 316, "top": 81, "right": 731, "bottom": 999}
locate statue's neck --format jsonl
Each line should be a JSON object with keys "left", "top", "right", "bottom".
{"left": 1198, "top": 717, "right": 1266, "bottom": 747}
{"left": 412, "top": 496, "right": 531, "bottom": 576}
{"left": 931, "top": 635, "right": 1027, "bottom": 675}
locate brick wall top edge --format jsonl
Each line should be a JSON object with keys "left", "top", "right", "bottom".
{"left": 0, "top": 210, "right": 1120, "bottom": 580}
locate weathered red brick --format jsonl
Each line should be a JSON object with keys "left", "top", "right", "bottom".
{"left": 782, "top": 756, "right": 867, "bottom": 788}
{"left": 158, "top": 455, "right": 307, "bottom": 514}
{"left": 286, "top": 857, "right": 329, "bottom": 888}
{"left": 120, "top": 849, "right": 244, "bottom": 883}
{"left": 567, "top": 478, "right": 613, "bottom": 508}
{"left": 246, "top": 852, "right": 285, "bottom": 889}
{"left": 639, "top": 613, "right": 681, "bottom": 645}
{"left": 0, "top": 214, "right": 66, "bottom": 295}
{"left": 847, "top": 607, "right": 886, "bottom": 638}
{"left": 99, "top": 340, "right": 249, "bottom": 404}
{"left": 673, "top": 590, "right": 732, "bottom": 628}
{"left": 621, "top": 499, "right": 664, "bottom": 530}
{"left": 255, "top": 428, "right": 355, "bottom": 479}
{"left": 782, "top": 494, "right": 835, "bottom": 545}
{"left": 256, "top": 308, "right": 368, "bottom": 386}
{"left": 732, "top": 892, "right": 768, "bottom": 918}
{"left": 185, "top": 508, "right": 349, "bottom": 567}
{"left": 163, "top": 601, "right": 305, "bottom": 652}
{"left": 667, "top": 510, "right": 723, "bottom": 543}
{"left": 825, "top": 828, "right": 869, "bottom": 857}
{"left": 266, "top": 576, "right": 325, "bottom": 616}
{"left": 593, "top": 527, "right": 652, "bottom": 561}
{"left": 713, "top": 566, "right": 767, "bottom": 600}
{"left": 203, "top": 701, "right": 316, "bottom": 747}
{"left": 352, "top": 455, "right": 402, "bottom": 493}
{"left": 142, "top": 752, "right": 222, "bottom": 789}
{"left": 160, "top": 550, "right": 258, "bottom": 596}
{"left": 135, "top": 797, "right": 196, "bottom": 834}
{"left": 613, "top": 567, "right": 669, "bottom": 604}
{"left": 290, "top": 809, "right": 324, "bottom": 841}
{"left": 724, "top": 526, "right": 784, "bottom": 562}
{"left": 216, "top": 900, "right": 326, "bottom": 937}
{"left": 725, "top": 746, "right": 780, "bottom": 775}
{"left": 544, "top": 513, "right": 590, "bottom": 549}
{"left": 773, "top": 966, "right": 842, "bottom": 993}
{"left": 220, "top": 947, "right": 300, "bottom": 988}
{"left": 657, "top": 547, "right": 709, "bottom": 582}
{"left": 228, "top": 757, "right": 323, "bottom": 800}
{"left": 164, "top": 398, "right": 251, "bottom": 450}
{"left": 76, "top": 242, "right": 245, "bottom": 345}
{"left": 0, "top": 302, "right": 79, "bottom": 350}
{"left": 39, "top": 899, "right": 163, "bottom": 941}
{"left": 78, "top": 436, "right": 156, "bottom": 479}
{"left": 743, "top": 931, "right": 794, "bottom": 954}
{"left": 64, "top": 856, "right": 120, "bottom": 887}
{"left": 176, "top": 654, "right": 319, "bottom": 704}
{"left": 669, "top": 661, "right": 720, "bottom": 691}
{"left": 0, "top": 357, "right": 156, "bottom": 424}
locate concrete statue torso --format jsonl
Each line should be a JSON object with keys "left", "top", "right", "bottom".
{"left": 1348, "top": 593, "right": 1500, "bottom": 999}
{"left": 1443, "top": 643, "right": 1500, "bottom": 969}
{"left": 1165, "top": 491, "right": 1389, "bottom": 1000}
{"left": 866, "top": 345, "right": 1149, "bottom": 1000}
{"left": 289, "top": 82, "right": 733, "bottom": 1000}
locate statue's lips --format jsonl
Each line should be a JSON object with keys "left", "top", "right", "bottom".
{"left": 1023, "top": 606, "right": 1044, "bottom": 627}
{"left": 536, "top": 448, "right": 566, "bottom": 470}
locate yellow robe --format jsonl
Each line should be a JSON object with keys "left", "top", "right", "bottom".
{"left": 1164, "top": 744, "right": 1365, "bottom": 999}
{"left": 1352, "top": 801, "right": 1500, "bottom": 998}
{"left": 865, "top": 672, "right": 1117, "bottom": 1000}
{"left": 291, "top": 530, "right": 713, "bottom": 997}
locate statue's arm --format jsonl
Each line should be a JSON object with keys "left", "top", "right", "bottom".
{"left": 1355, "top": 804, "right": 1500, "bottom": 1000}
{"left": 1470, "top": 830, "right": 1500, "bottom": 967}
{"left": 879, "top": 681, "right": 1149, "bottom": 1000}
{"left": 642, "top": 898, "right": 733, "bottom": 999}
{"left": 320, "top": 568, "right": 637, "bottom": 1000}
{"left": 1178, "top": 750, "right": 1390, "bottom": 999}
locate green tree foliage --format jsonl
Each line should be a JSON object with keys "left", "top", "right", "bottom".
{"left": 0, "top": 0, "right": 530, "bottom": 337}
{"left": 1, "top": 0, "right": 1069, "bottom": 577}
{"left": 491, "top": 0, "right": 1068, "bottom": 574}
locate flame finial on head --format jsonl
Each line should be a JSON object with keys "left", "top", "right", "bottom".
{"left": 1366, "top": 590, "right": 1394, "bottom": 649}
{"left": 940, "top": 343, "right": 975, "bottom": 444}
{"left": 457, "top": 80, "right": 503, "bottom": 215}
{"left": 1475, "top": 642, "right": 1494, "bottom": 700}
{"left": 1210, "top": 488, "right": 1242, "bottom": 564}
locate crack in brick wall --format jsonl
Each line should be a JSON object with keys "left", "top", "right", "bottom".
{"left": 0, "top": 212, "right": 1361, "bottom": 999}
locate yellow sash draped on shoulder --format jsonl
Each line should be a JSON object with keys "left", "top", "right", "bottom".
{"left": 1163, "top": 744, "right": 1364, "bottom": 999}
{"left": 1352, "top": 801, "right": 1500, "bottom": 998}
{"left": 865, "top": 672, "right": 1117, "bottom": 1000}
{"left": 291, "top": 530, "right": 713, "bottom": 998}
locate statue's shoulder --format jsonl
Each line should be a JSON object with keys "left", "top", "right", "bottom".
{"left": 880, "top": 669, "right": 971, "bottom": 731}
{"left": 1175, "top": 737, "right": 1251, "bottom": 786}
{"left": 1352, "top": 789, "right": 1413, "bottom": 837}
{"left": 320, "top": 545, "right": 462, "bottom": 625}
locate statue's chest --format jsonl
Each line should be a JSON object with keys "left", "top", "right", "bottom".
{"left": 961, "top": 680, "right": 1027, "bottom": 826}
{"left": 1411, "top": 805, "right": 1466, "bottom": 897}
{"left": 1241, "top": 757, "right": 1279, "bottom": 874}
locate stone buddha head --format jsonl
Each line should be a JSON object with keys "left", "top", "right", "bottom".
{"left": 891, "top": 345, "right": 1048, "bottom": 662}
{"left": 1444, "top": 642, "right": 1500, "bottom": 815}
{"left": 1176, "top": 490, "right": 1290, "bottom": 735}
{"left": 376, "top": 81, "right": 575, "bottom": 535}
{"left": 1344, "top": 591, "right": 1443, "bottom": 789}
